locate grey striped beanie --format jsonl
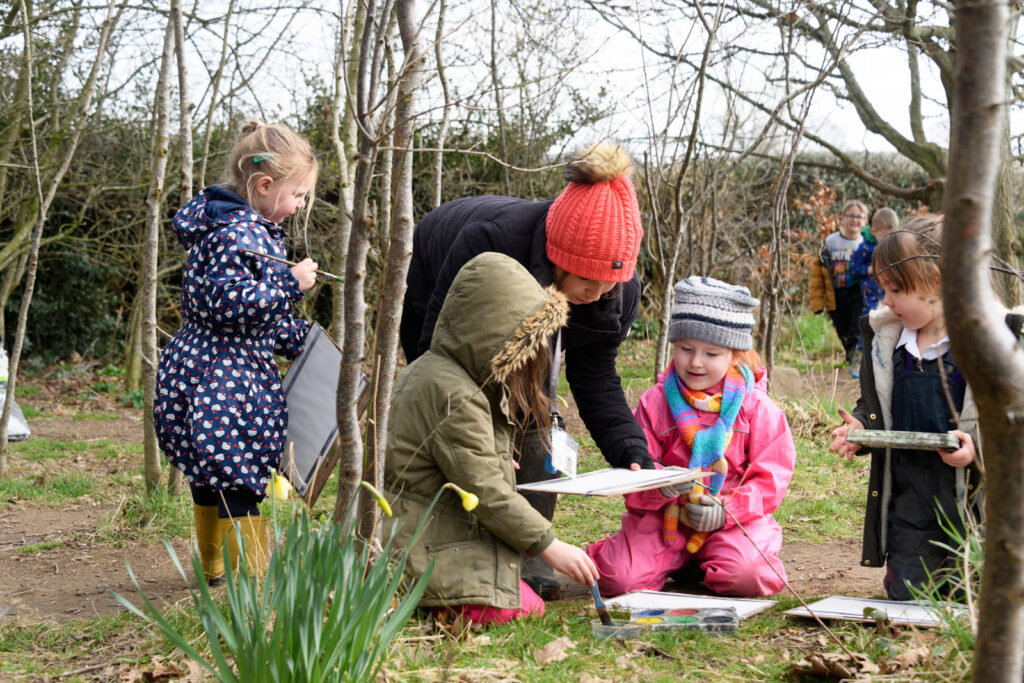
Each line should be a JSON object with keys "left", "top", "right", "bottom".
{"left": 668, "top": 276, "right": 759, "bottom": 350}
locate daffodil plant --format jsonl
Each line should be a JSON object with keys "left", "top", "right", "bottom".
{"left": 114, "top": 490, "right": 435, "bottom": 683}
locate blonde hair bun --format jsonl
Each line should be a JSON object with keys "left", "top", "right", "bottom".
{"left": 564, "top": 141, "right": 634, "bottom": 184}
{"left": 239, "top": 119, "right": 266, "bottom": 137}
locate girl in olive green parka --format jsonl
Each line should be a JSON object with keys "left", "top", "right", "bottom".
{"left": 385, "top": 252, "right": 599, "bottom": 624}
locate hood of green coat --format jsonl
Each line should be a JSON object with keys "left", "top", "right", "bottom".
{"left": 431, "top": 252, "right": 568, "bottom": 386}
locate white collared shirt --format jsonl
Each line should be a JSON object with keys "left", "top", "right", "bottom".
{"left": 896, "top": 326, "right": 950, "bottom": 360}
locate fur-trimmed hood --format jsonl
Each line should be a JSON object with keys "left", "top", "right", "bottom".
{"left": 430, "top": 252, "right": 568, "bottom": 386}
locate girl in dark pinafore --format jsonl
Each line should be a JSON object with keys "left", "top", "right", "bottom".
{"left": 831, "top": 215, "right": 1023, "bottom": 600}
{"left": 154, "top": 121, "right": 318, "bottom": 583}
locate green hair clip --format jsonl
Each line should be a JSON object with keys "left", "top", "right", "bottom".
{"left": 253, "top": 153, "right": 272, "bottom": 163}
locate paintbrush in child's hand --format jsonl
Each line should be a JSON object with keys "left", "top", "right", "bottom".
{"left": 590, "top": 584, "right": 613, "bottom": 626}
{"left": 240, "top": 248, "right": 344, "bottom": 283}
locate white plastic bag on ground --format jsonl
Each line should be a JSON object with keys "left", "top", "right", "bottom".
{"left": 0, "top": 346, "right": 30, "bottom": 441}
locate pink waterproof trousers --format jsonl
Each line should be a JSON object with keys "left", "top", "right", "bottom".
{"left": 587, "top": 508, "right": 787, "bottom": 597}
{"left": 435, "top": 580, "right": 545, "bottom": 625}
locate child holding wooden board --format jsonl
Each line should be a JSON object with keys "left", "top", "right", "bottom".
{"left": 587, "top": 277, "right": 796, "bottom": 598}
{"left": 830, "top": 214, "right": 1024, "bottom": 600}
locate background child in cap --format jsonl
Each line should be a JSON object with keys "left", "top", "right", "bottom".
{"left": 399, "top": 141, "right": 649, "bottom": 598}
{"left": 587, "top": 277, "right": 795, "bottom": 597}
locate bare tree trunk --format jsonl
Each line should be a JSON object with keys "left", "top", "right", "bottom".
{"left": 358, "top": 0, "right": 426, "bottom": 542}
{"left": 941, "top": 1, "right": 1024, "bottom": 679}
{"left": 197, "top": 0, "right": 235, "bottom": 189}
{"left": 430, "top": 0, "right": 450, "bottom": 209}
{"left": 489, "top": 0, "right": 510, "bottom": 194}
{"left": 335, "top": 0, "right": 396, "bottom": 523}
{"left": 328, "top": 0, "right": 364, "bottom": 343}
{"left": 171, "top": 0, "right": 193, "bottom": 200}
{"left": 142, "top": 19, "right": 175, "bottom": 493}
{"left": 335, "top": 140, "right": 376, "bottom": 522}
{"left": 0, "top": 0, "right": 118, "bottom": 474}
{"left": 165, "top": 0, "right": 192, "bottom": 495}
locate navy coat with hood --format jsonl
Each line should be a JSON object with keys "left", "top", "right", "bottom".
{"left": 400, "top": 195, "right": 650, "bottom": 469}
{"left": 154, "top": 186, "right": 309, "bottom": 497}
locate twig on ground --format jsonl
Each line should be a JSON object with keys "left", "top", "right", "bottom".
{"left": 717, "top": 499, "right": 858, "bottom": 660}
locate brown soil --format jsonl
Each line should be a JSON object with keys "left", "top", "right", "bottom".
{"left": 0, "top": 365, "right": 874, "bottom": 625}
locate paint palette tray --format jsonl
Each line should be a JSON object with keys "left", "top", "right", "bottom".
{"left": 630, "top": 607, "right": 739, "bottom": 633}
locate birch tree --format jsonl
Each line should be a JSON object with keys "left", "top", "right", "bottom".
{"left": 141, "top": 19, "right": 175, "bottom": 493}
{"left": 334, "top": 0, "right": 431, "bottom": 525}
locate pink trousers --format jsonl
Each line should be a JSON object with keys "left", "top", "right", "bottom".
{"left": 587, "top": 509, "right": 787, "bottom": 598}
{"left": 435, "top": 580, "right": 545, "bottom": 625}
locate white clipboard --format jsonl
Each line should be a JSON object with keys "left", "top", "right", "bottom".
{"left": 515, "top": 467, "right": 702, "bottom": 497}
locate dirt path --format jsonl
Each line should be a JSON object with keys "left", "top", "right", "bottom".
{"left": 1, "top": 367, "right": 874, "bottom": 623}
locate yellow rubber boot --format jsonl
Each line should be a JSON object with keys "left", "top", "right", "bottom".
{"left": 193, "top": 504, "right": 225, "bottom": 586}
{"left": 219, "top": 515, "right": 269, "bottom": 577}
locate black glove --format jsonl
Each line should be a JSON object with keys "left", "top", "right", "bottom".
{"left": 619, "top": 446, "right": 655, "bottom": 470}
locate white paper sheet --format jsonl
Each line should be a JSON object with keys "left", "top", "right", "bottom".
{"left": 782, "top": 595, "right": 966, "bottom": 627}
{"left": 604, "top": 590, "right": 775, "bottom": 619}
{"left": 515, "top": 467, "right": 703, "bottom": 497}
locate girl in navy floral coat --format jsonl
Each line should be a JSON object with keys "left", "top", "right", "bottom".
{"left": 154, "top": 120, "right": 318, "bottom": 583}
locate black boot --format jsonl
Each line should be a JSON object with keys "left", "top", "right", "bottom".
{"left": 516, "top": 428, "right": 561, "bottom": 600}
{"left": 522, "top": 554, "right": 560, "bottom": 600}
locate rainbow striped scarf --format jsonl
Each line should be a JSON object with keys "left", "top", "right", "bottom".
{"left": 662, "top": 363, "right": 754, "bottom": 496}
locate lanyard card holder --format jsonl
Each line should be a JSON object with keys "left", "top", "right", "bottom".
{"left": 543, "top": 330, "right": 578, "bottom": 477}
{"left": 547, "top": 421, "right": 578, "bottom": 477}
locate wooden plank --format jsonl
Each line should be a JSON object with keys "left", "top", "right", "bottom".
{"left": 845, "top": 429, "right": 960, "bottom": 451}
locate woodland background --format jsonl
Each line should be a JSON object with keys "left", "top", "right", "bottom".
{"left": 2, "top": 0, "right": 1024, "bottom": 679}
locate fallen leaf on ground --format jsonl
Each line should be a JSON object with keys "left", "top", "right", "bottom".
{"left": 881, "top": 645, "right": 931, "bottom": 673}
{"left": 534, "top": 636, "right": 575, "bottom": 665}
{"left": 150, "top": 657, "right": 189, "bottom": 680}
{"left": 791, "top": 651, "right": 880, "bottom": 678}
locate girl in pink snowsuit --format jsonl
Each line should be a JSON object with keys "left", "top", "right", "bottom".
{"left": 587, "top": 276, "right": 795, "bottom": 597}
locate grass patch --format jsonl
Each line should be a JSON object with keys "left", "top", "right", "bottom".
{"left": 19, "top": 405, "right": 44, "bottom": 418}
{"left": 14, "top": 384, "right": 41, "bottom": 398}
{"left": 11, "top": 437, "right": 140, "bottom": 461}
{"left": 71, "top": 411, "right": 122, "bottom": 421}
{"left": 0, "top": 472, "right": 96, "bottom": 503}
{"left": 98, "top": 480, "right": 193, "bottom": 543}
{"left": 0, "top": 612, "right": 154, "bottom": 678}
{"left": 776, "top": 433, "right": 865, "bottom": 543}
{"left": 16, "top": 539, "right": 65, "bottom": 554}
{"left": 774, "top": 310, "right": 845, "bottom": 370}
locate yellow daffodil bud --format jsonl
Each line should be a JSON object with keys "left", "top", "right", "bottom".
{"left": 442, "top": 482, "right": 479, "bottom": 511}
{"left": 359, "top": 480, "right": 393, "bottom": 516}
{"left": 268, "top": 469, "right": 292, "bottom": 500}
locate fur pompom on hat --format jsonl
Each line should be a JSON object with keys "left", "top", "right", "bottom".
{"left": 545, "top": 142, "right": 643, "bottom": 283}
{"left": 669, "top": 276, "right": 759, "bottom": 350}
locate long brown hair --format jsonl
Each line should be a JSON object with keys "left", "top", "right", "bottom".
{"left": 506, "top": 344, "right": 552, "bottom": 435}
